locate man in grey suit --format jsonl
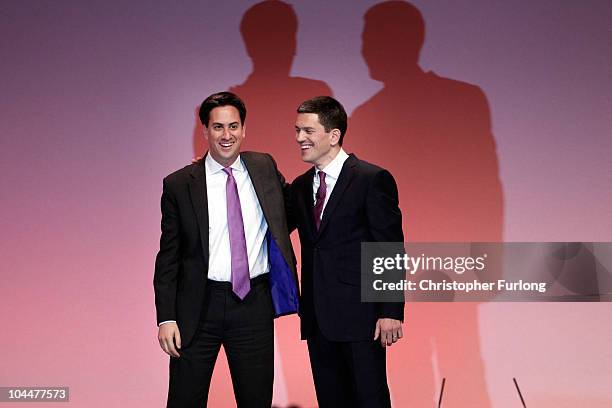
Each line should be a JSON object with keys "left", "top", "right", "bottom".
{"left": 154, "top": 92, "right": 299, "bottom": 407}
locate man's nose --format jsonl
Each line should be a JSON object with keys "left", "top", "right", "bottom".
{"left": 295, "top": 130, "right": 304, "bottom": 142}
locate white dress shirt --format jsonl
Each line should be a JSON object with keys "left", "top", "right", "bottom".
{"left": 205, "top": 154, "right": 269, "bottom": 281}
{"left": 312, "top": 148, "right": 350, "bottom": 221}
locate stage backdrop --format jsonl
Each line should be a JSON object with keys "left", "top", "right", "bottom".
{"left": 1, "top": 0, "right": 611, "bottom": 407}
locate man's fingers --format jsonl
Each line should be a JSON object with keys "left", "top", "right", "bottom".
{"left": 158, "top": 333, "right": 180, "bottom": 357}
{"left": 376, "top": 319, "right": 403, "bottom": 347}
{"left": 158, "top": 335, "right": 168, "bottom": 354}
{"left": 380, "top": 329, "right": 389, "bottom": 347}
{"left": 158, "top": 323, "right": 181, "bottom": 357}
{"left": 167, "top": 329, "right": 180, "bottom": 357}
{"left": 392, "top": 327, "right": 400, "bottom": 342}
{"left": 382, "top": 327, "right": 400, "bottom": 347}
{"left": 160, "top": 337, "right": 170, "bottom": 355}
{"left": 165, "top": 338, "right": 180, "bottom": 358}
{"left": 175, "top": 330, "right": 182, "bottom": 350}
{"left": 387, "top": 325, "right": 401, "bottom": 346}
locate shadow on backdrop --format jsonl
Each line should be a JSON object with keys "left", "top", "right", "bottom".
{"left": 349, "top": 1, "right": 504, "bottom": 406}
{"left": 193, "top": 0, "right": 332, "bottom": 183}
{"left": 191, "top": 2, "right": 333, "bottom": 406}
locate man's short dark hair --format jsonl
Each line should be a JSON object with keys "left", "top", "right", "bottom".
{"left": 198, "top": 92, "right": 247, "bottom": 127}
{"left": 297, "top": 96, "right": 348, "bottom": 146}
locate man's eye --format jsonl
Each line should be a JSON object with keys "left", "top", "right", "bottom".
{"left": 230, "top": 125, "right": 238, "bottom": 130}
{"left": 213, "top": 125, "right": 222, "bottom": 130}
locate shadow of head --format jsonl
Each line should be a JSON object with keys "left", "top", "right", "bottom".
{"left": 362, "top": 1, "right": 425, "bottom": 81}
{"left": 241, "top": 0, "right": 297, "bottom": 67}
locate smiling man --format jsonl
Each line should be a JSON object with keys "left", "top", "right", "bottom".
{"left": 290, "top": 96, "right": 405, "bottom": 407}
{"left": 154, "top": 91, "right": 299, "bottom": 407}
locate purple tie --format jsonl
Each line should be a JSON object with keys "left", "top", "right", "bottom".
{"left": 223, "top": 167, "right": 250, "bottom": 299}
{"left": 313, "top": 171, "right": 327, "bottom": 230}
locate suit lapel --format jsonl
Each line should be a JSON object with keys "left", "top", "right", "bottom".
{"left": 188, "top": 158, "right": 209, "bottom": 266}
{"left": 241, "top": 153, "right": 272, "bottom": 222}
{"left": 317, "top": 154, "right": 357, "bottom": 237}
{"left": 300, "top": 167, "right": 317, "bottom": 241}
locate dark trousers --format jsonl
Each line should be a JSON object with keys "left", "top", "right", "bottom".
{"left": 307, "top": 323, "right": 391, "bottom": 408}
{"left": 167, "top": 275, "right": 274, "bottom": 408}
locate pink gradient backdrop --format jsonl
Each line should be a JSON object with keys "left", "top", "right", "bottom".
{"left": 1, "top": 0, "right": 611, "bottom": 407}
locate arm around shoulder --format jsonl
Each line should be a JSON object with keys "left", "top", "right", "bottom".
{"left": 266, "top": 153, "right": 296, "bottom": 233}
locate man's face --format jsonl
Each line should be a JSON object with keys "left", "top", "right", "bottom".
{"left": 295, "top": 113, "right": 339, "bottom": 169}
{"left": 204, "top": 105, "right": 245, "bottom": 167}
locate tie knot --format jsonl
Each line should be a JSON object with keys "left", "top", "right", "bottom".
{"left": 223, "top": 167, "right": 233, "bottom": 177}
{"left": 318, "top": 171, "right": 326, "bottom": 183}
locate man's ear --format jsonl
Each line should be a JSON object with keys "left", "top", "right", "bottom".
{"left": 202, "top": 124, "right": 209, "bottom": 141}
{"left": 242, "top": 123, "right": 246, "bottom": 139}
{"left": 330, "top": 128, "right": 341, "bottom": 146}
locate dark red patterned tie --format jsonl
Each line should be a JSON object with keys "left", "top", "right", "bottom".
{"left": 313, "top": 171, "right": 327, "bottom": 230}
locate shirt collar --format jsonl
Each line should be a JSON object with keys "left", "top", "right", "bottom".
{"left": 205, "top": 153, "right": 244, "bottom": 175}
{"left": 316, "top": 148, "right": 349, "bottom": 180}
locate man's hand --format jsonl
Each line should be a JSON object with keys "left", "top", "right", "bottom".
{"left": 374, "top": 318, "right": 403, "bottom": 347}
{"left": 192, "top": 156, "right": 203, "bottom": 163}
{"left": 158, "top": 322, "right": 182, "bottom": 357}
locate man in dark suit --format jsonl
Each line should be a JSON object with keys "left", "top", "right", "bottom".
{"left": 290, "top": 96, "right": 405, "bottom": 407}
{"left": 154, "top": 92, "right": 299, "bottom": 407}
